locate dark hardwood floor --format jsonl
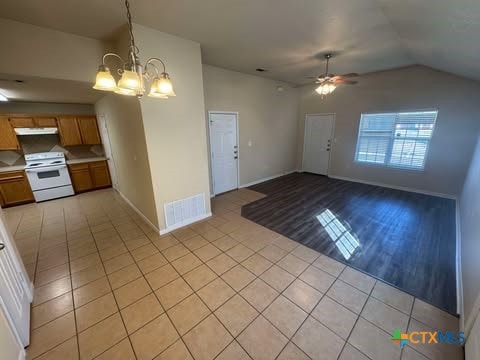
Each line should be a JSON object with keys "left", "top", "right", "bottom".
{"left": 242, "top": 172, "right": 457, "bottom": 314}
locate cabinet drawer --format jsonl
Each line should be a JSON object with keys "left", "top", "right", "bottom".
{"left": 68, "top": 163, "right": 90, "bottom": 171}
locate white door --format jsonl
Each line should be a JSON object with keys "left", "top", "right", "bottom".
{"left": 97, "top": 114, "right": 119, "bottom": 189}
{"left": 0, "top": 208, "right": 33, "bottom": 347}
{"left": 209, "top": 112, "right": 238, "bottom": 195}
{"left": 303, "top": 114, "right": 335, "bottom": 175}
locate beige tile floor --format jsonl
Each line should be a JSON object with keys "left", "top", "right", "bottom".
{"left": 4, "top": 188, "right": 463, "bottom": 360}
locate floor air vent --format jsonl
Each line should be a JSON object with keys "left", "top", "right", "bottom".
{"left": 164, "top": 193, "right": 207, "bottom": 230}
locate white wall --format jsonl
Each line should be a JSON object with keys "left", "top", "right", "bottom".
{"left": 297, "top": 65, "right": 480, "bottom": 196}
{"left": 95, "top": 95, "right": 158, "bottom": 228}
{"left": 132, "top": 24, "right": 211, "bottom": 231}
{"left": 202, "top": 65, "right": 299, "bottom": 187}
{"left": 460, "top": 135, "right": 480, "bottom": 336}
{"left": 0, "top": 18, "right": 109, "bottom": 82}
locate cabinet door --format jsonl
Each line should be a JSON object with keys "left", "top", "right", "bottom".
{"left": 78, "top": 116, "right": 101, "bottom": 145}
{"left": 35, "top": 117, "right": 57, "bottom": 127}
{"left": 90, "top": 161, "right": 111, "bottom": 188}
{"left": 9, "top": 117, "right": 35, "bottom": 128}
{"left": 0, "top": 171, "right": 34, "bottom": 207}
{"left": 68, "top": 164, "right": 93, "bottom": 193}
{"left": 57, "top": 116, "right": 82, "bottom": 146}
{"left": 0, "top": 117, "right": 20, "bottom": 150}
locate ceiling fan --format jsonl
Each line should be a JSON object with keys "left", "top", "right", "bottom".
{"left": 310, "top": 53, "right": 359, "bottom": 97}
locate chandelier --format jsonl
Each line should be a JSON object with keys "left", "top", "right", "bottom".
{"left": 92, "top": 0, "right": 175, "bottom": 99}
{"left": 315, "top": 82, "right": 336, "bottom": 96}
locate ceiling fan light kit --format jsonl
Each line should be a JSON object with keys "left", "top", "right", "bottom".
{"left": 92, "top": 0, "right": 176, "bottom": 99}
{"left": 312, "top": 53, "right": 358, "bottom": 98}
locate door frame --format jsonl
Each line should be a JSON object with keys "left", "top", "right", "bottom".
{"left": 208, "top": 111, "right": 240, "bottom": 196}
{"left": 97, "top": 114, "right": 119, "bottom": 189}
{"left": 302, "top": 113, "right": 336, "bottom": 176}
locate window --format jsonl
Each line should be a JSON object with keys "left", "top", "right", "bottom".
{"left": 354, "top": 110, "right": 437, "bottom": 170}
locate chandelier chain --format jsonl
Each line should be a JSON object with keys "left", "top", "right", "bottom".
{"left": 125, "top": 0, "right": 137, "bottom": 52}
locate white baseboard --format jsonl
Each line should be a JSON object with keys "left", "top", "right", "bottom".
{"left": 159, "top": 212, "right": 212, "bottom": 235}
{"left": 116, "top": 189, "right": 160, "bottom": 234}
{"left": 239, "top": 170, "right": 298, "bottom": 188}
{"left": 329, "top": 175, "right": 457, "bottom": 200}
{"left": 456, "top": 200, "right": 464, "bottom": 326}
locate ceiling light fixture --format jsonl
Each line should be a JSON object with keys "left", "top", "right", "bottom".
{"left": 0, "top": 92, "right": 8, "bottom": 102}
{"left": 92, "top": 0, "right": 175, "bottom": 99}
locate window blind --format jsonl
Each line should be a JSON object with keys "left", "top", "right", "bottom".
{"left": 355, "top": 110, "right": 437, "bottom": 170}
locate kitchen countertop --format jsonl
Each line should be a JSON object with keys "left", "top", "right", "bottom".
{"left": 0, "top": 165, "right": 27, "bottom": 173}
{"left": 66, "top": 157, "right": 107, "bottom": 165}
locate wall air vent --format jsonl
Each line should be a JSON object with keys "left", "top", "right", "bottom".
{"left": 164, "top": 193, "right": 207, "bottom": 231}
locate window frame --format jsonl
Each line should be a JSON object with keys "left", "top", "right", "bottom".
{"left": 354, "top": 109, "right": 438, "bottom": 171}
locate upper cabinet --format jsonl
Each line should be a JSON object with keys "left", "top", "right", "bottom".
{"left": 77, "top": 116, "right": 101, "bottom": 145}
{"left": 57, "top": 116, "right": 83, "bottom": 146}
{"left": 9, "top": 117, "right": 35, "bottom": 128}
{"left": 0, "top": 113, "right": 102, "bottom": 148}
{"left": 58, "top": 116, "right": 101, "bottom": 146}
{"left": 10, "top": 116, "right": 57, "bottom": 128}
{"left": 0, "top": 117, "right": 20, "bottom": 150}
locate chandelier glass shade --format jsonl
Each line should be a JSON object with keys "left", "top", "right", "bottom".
{"left": 315, "top": 82, "right": 336, "bottom": 96}
{"left": 92, "top": 0, "right": 175, "bottom": 99}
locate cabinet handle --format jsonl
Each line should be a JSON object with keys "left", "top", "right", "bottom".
{"left": 0, "top": 243, "right": 5, "bottom": 251}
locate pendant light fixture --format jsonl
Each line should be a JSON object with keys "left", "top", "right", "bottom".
{"left": 92, "top": 0, "right": 176, "bottom": 99}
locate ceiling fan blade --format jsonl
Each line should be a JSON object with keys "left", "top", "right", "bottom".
{"left": 333, "top": 79, "right": 358, "bottom": 85}
{"left": 333, "top": 73, "right": 359, "bottom": 80}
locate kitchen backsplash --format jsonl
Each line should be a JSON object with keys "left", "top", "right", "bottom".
{"left": 0, "top": 134, "right": 105, "bottom": 167}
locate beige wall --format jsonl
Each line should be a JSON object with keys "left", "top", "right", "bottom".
{"left": 460, "top": 135, "right": 480, "bottom": 334}
{"left": 297, "top": 65, "right": 480, "bottom": 196}
{"left": 0, "top": 18, "right": 109, "bottom": 82}
{"left": 133, "top": 24, "right": 211, "bottom": 230}
{"left": 95, "top": 95, "right": 158, "bottom": 228}
{"left": 202, "top": 65, "right": 299, "bottom": 187}
{"left": 0, "top": 101, "right": 95, "bottom": 115}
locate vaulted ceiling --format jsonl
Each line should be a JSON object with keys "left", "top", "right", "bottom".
{"left": 1, "top": 0, "right": 479, "bottom": 85}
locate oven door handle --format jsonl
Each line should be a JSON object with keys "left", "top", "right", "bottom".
{"left": 25, "top": 164, "right": 67, "bottom": 173}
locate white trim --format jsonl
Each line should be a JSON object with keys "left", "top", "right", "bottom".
{"left": 239, "top": 170, "right": 297, "bottom": 188}
{"left": 329, "top": 175, "right": 457, "bottom": 200}
{"left": 456, "top": 200, "right": 464, "bottom": 329}
{"left": 115, "top": 189, "right": 160, "bottom": 233}
{"left": 466, "top": 295, "right": 480, "bottom": 339}
{"left": 208, "top": 111, "right": 240, "bottom": 195}
{"left": 302, "top": 113, "right": 336, "bottom": 176}
{"left": 159, "top": 212, "right": 213, "bottom": 235}
{"left": 18, "top": 349, "right": 25, "bottom": 360}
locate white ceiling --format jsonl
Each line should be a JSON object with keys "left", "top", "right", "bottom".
{"left": 0, "top": 74, "right": 103, "bottom": 104}
{"left": 1, "top": 0, "right": 479, "bottom": 86}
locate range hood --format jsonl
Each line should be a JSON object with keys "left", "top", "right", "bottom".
{"left": 15, "top": 128, "right": 58, "bottom": 135}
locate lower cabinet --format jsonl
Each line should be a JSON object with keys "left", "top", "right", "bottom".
{"left": 68, "top": 161, "right": 112, "bottom": 193}
{"left": 0, "top": 171, "right": 35, "bottom": 208}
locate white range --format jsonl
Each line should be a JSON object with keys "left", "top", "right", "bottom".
{"left": 24, "top": 152, "right": 74, "bottom": 202}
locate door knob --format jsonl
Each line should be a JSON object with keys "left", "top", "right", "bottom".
{"left": 0, "top": 243, "right": 5, "bottom": 251}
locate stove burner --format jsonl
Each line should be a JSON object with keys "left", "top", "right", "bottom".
{"left": 51, "top": 160, "right": 62, "bottom": 164}
{"left": 29, "top": 163, "right": 42, "bottom": 167}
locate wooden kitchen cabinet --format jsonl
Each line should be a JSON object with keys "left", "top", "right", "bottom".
{"left": 9, "top": 116, "right": 57, "bottom": 128}
{"left": 0, "top": 171, "right": 35, "bottom": 208}
{"left": 77, "top": 116, "right": 101, "bottom": 145}
{"left": 9, "top": 117, "right": 35, "bottom": 128}
{"left": 69, "top": 163, "right": 94, "bottom": 193}
{"left": 57, "top": 116, "right": 83, "bottom": 146}
{"left": 68, "top": 160, "right": 111, "bottom": 193}
{"left": 34, "top": 117, "right": 57, "bottom": 127}
{"left": 0, "top": 117, "right": 20, "bottom": 150}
